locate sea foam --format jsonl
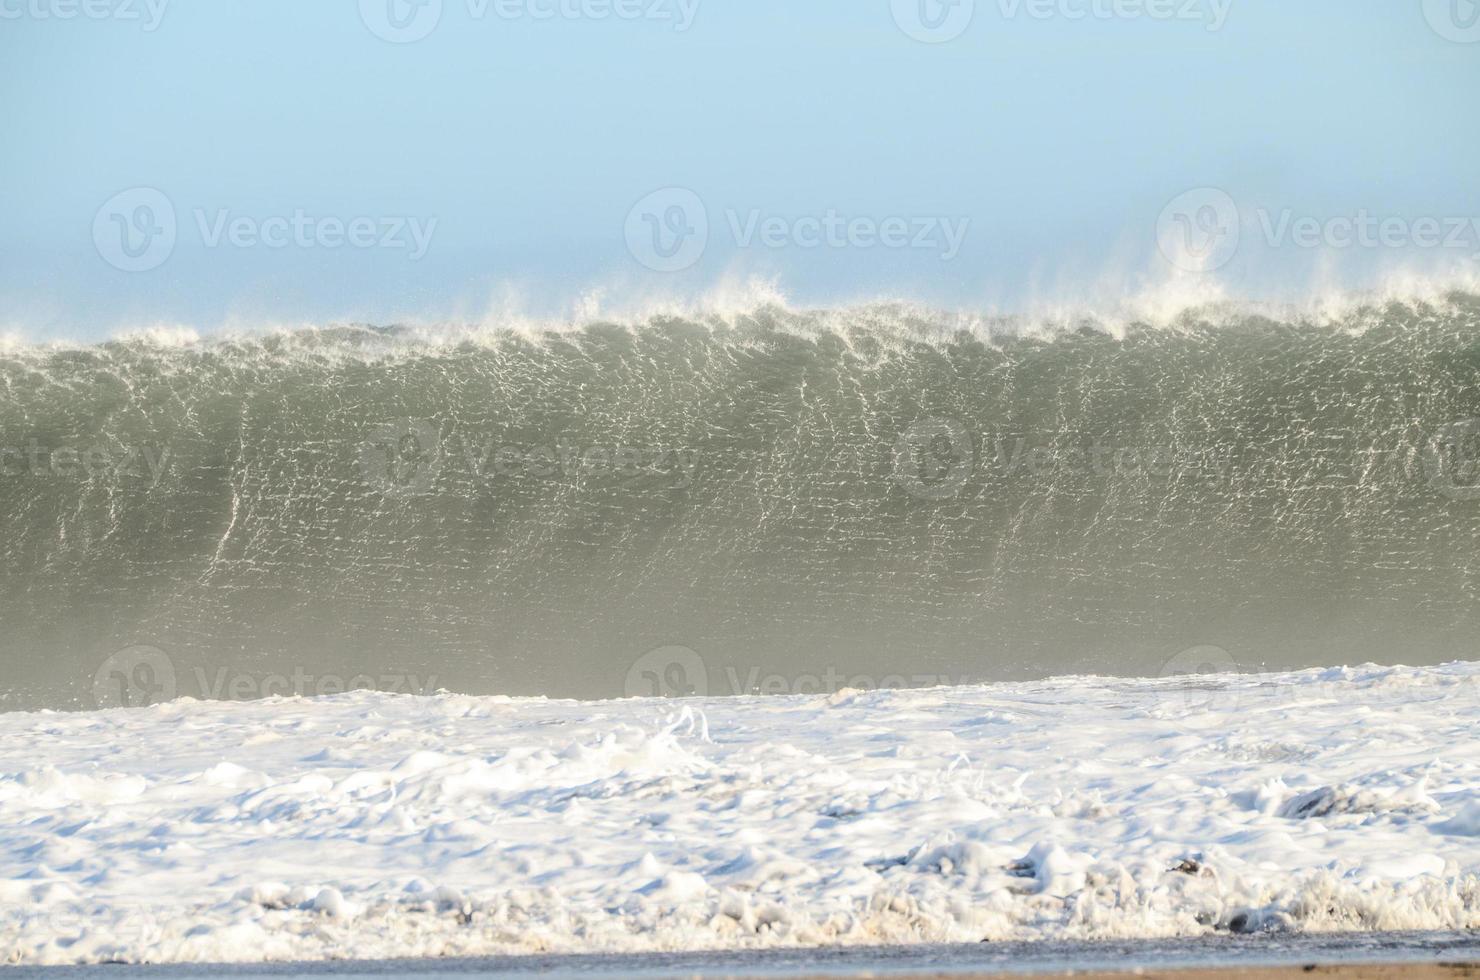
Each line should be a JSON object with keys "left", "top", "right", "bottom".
{"left": 2, "top": 662, "right": 1477, "bottom": 965}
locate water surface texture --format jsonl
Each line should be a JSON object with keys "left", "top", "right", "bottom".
{"left": 3, "top": 296, "right": 1479, "bottom": 710}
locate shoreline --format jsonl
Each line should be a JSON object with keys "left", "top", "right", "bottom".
{"left": 4, "top": 932, "right": 1477, "bottom": 979}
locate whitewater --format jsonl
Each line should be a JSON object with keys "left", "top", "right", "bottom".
{"left": 3, "top": 283, "right": 1479, "bottom": 966}
{"left": 1, "top": 661, "right": 1478, "bottom": 966}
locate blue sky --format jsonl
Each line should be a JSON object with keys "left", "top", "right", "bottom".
{"left": 2, "top": 0, "right": 1478, "bottom": 336}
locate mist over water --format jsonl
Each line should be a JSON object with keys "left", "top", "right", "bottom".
{"left": 2, "top": 292, "right": 1479, "bottom": 712}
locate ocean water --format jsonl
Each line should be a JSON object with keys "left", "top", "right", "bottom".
{"left": 2, "top": 291, "right": 1479, "bottom": 711}
{"left": 3, "top": 292, "right": 1479, "bottom": 968}
{"left": 1, "top": 662, "right": 1477, "bottom": 965}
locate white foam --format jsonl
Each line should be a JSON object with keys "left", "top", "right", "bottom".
{"left": 1, "top": 662, "right": 1478, "bottom": 965}
{"left": 2, "top": 259, "right": 1478, "bottom": 358}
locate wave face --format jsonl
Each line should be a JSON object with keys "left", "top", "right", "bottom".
{"left": 3, "top": 295, "right": 1480, "bottom": 711}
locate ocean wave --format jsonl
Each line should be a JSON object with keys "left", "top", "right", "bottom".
{"left": 1, "top": 284, "right": 1478, "bottom": 711}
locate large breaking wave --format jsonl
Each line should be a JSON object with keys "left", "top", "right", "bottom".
{"left": 3, "top": 290, "right": 1480, "bottom": 711}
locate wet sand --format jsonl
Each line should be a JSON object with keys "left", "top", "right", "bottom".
{"left": 3, "top": 931, "right": 1477, "bottom": 979}
{"left": 933, "top": 966, "right": 1480, "bottom": 980}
